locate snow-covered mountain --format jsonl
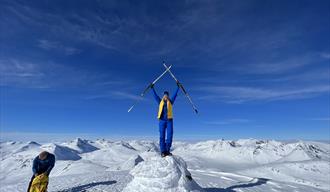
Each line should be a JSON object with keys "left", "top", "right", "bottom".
{"left": 0, "top": 138, "right": 329, "bottom": 192}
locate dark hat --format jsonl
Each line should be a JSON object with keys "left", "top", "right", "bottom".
{"left": 163, "top": 91, "right": 169, "bottom": 96}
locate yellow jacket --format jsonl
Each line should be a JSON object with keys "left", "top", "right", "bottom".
{"left": 157, "top": 99, "right": 173, "bottom": 119}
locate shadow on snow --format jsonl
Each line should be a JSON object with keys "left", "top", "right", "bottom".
{"left": 205, "top": 178, "right": 269, "bottom": 192}
{"left": 57, "top": 180, "right": 117, "bottom": 192}
{"left": 55, "top": 177, "right": 267, "bottom": 192}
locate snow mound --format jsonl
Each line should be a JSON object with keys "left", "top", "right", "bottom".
{"left": 123, "top": 155, "right": 203, "bottom": 192}
{"left": 41, "top": 144, "right": 81, "bottom": 161}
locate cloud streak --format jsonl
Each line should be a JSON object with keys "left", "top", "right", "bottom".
{"left": 205, "top": 118, "right": 252, "bottom": 125}
{"left": 0, "top": 58, "right": 48, "bottom": 88}
{"left": 198, "top": 85, "right": 330, "bottom": 103}
{"left": 321, "top": 52, "right": 330, "bottom": 59}
{"left": 310, "top": 118, "right": 330, "bottom": 121}
{"left": 0, "top": 57, "right": 125, "bottom": 90}
{"left": 0, "top": 1, "right": 278, "bottom": 60}
{"left": 37, "top": 39, "right": 81, "bottom": 55}
{"left": 237, "top": 53, "right": 328, "bottom": 75}
{"left": 1, "top": 1, "right": 329, "bottom": 103}
{"left": 2, "top": 0, "right": 329, "bottom": 67}
{"left": 85, "top": 91, "right": 142, "bottom": 101}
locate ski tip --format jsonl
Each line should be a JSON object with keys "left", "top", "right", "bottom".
{"left": 128, "top": 106, "right": 134, "bottom": 112}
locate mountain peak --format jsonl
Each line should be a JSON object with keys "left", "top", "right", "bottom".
{"left": 66, "top": 138, "right": 99, "bottom": 153}
{"left": 27, "top": 141, "right": 41, "bottom": 146}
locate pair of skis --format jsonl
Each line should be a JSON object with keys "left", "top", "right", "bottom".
{"left": 127, "top": 65, "right": 172, "bottom": 113}
{"left": 128, "top": 62, "right": 198, "bottom": 114}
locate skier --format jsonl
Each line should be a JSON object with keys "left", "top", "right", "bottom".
{"left": 27, "top": 151, "right": 55, "bottom": 192}
{"left": 151, "top": 81, "right": 180, "bottom": 157}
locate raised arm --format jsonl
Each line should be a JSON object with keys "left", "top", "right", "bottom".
{"left": 170, "top": 84, "right": 180, "bottom": 104}
{"left": 151, "top": 85, "right": 161, "bottom": 104}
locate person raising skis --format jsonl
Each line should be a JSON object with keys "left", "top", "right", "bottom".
{"left": 151, "top": 81, "right": 180, "bottom": 157}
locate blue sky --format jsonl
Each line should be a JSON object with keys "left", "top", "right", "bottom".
{"left": 0, "top": 0, "right": 329, "bottom": 141}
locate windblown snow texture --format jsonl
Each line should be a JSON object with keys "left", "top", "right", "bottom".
{"left": 123, "top": 155, "right": 203, "bottom": 192}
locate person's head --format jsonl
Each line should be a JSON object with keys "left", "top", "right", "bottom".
{"left": 39, "top": 151, "right": 49, "bottom": 160}
{"left": 162, "top": 91, "right": 169, "bottom": 101}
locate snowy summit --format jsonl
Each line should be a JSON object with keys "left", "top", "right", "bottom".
{"left": 123, "top": 155, "right": 203, "bottom": 192}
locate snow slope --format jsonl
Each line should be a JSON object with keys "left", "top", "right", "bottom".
{"left": 0, "top": 138, "right": 329, "bottom": 192}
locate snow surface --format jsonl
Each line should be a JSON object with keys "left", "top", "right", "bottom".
{"left": 123, "top": 155, "right": 203, "bottom": 192}
{"left": 0, "top": 138, "right": 329, "bottom": 192}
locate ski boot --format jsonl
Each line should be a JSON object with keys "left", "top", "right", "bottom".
{"left": 165, "top": 151, "right": 172, "bottom": 156}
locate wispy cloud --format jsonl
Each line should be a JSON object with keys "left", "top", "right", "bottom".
{"left": 0, "top": 1, "right": 260, "bottom": 60}
{"left": 111, "top": 91, "right": 142, "bottom": 100}
{"left": 2, "top": 1, "right": 329, "bottom": 100}
{"left": 0, "top": 57, "right": 115, "bottom": 89}
{"left": 0, "top": 58, "right": 48, "bottom": 88}
{"left": 37, "top": 39, "right": 81, "bottom": 55}
{"left": 198, "top": 85, "right": 330, "bottom": 103}
{"left": 320, "top": 52, "right": 330, "bottom": 59}
{"left": 37, "top": 39, "right": 59, "bottom": 49}
{"left": 230, "top": 53, "right": 328, "bottom": 75}
{"left": 85, "top": 91, "right": 141, "bottom": 101}
{"left": 205, "top": 118, "right": 252, "bottom": 125}
{"left": 310, "top": 118, "right": 330, "bottom": 121}
{"left": 96, "top": 80, "right": 132, "bottom": 87}
{"left": 2, "top": 0, "right": 329, "bottom": 66}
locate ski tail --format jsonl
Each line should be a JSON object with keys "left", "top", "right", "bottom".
{"left": 128, "top": 105, "right": 134, "bottom": 112}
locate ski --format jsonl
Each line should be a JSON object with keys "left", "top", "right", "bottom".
{"left": 128, "top": 65, "right": 172, "bottom": 112}
{"left": 163, "top": 63, "right": 198, "bottom": 114}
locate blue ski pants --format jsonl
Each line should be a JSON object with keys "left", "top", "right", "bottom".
{"left": 159, "top": 119, "right": 173, "bottom": 153}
